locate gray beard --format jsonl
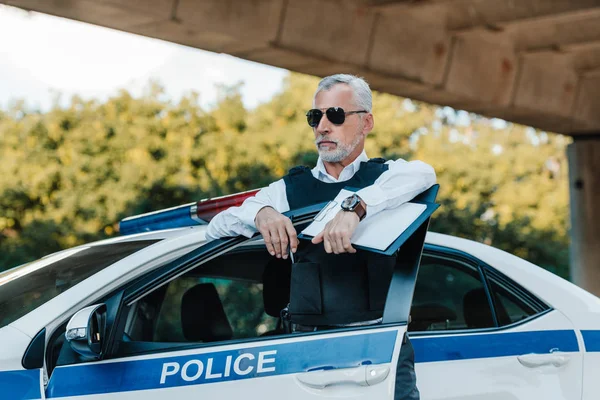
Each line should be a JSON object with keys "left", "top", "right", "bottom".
{"left": 317, "top": 134, "right": 362, "bottom": 163}
{"left": 319, "top": 146, "right": 351, "bottom": 162}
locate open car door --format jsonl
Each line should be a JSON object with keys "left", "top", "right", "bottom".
{"left": 46, "top": 186, "right": 438, "bottom": 400}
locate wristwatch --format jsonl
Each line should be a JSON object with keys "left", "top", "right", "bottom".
{"left": 341, "top": 194, "right": 366, "bottom": 221}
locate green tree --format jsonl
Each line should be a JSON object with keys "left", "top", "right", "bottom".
{"left": 0, "top": 73, "right": 571, "bottom": 280}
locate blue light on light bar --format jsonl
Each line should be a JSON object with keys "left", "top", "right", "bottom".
{"left": 119, "top": 202, "right": 206, "bottom": 235}
{"left": 118, "top": 189, "right": 261, "bottom": 236}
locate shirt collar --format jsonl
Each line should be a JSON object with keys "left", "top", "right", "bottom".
{"left": 314, "top": 150, "right": 369, "bottom": 182}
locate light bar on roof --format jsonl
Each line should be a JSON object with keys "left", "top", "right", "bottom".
{"left": 119, "top": 189, "right": 260, "bottom": 235}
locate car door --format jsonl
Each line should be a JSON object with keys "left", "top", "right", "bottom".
{"left": 48, "top": 326, "right": 404, "bottom": 400}
{"left": 410, "top": 246, "right": 583, "bottom": 400}
{"left": 44, "top": 207, "right": 421, "bottom": 400}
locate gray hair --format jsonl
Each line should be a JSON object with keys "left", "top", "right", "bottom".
{"left": 314, "top": 74, "right": 372, "bottom": 113}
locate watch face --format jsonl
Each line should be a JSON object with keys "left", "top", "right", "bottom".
{"left": 341, "top": 194, "right": 358, "bottom": 210}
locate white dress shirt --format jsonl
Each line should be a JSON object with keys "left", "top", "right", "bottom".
{"left": 205, "top": 151, "right": 436, "bottom": 241}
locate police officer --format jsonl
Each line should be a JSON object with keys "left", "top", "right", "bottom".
{"left": 207, "top": 74, "right": 436, "bottom": 400}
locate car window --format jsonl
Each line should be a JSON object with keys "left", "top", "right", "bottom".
{"left": 410, "top": 254, "right": 494, "bottom": 332}
{"left": 487, "top": 275, "right": 539, "bottom": 326}
{"left": 117, "top": 247, "right": 282, "bottom": 356}
{"left": 151, "top": 277, "right": 278, "bottom": 342}
{"left": 0, "top": 240, "right": 160, "bottom": 328}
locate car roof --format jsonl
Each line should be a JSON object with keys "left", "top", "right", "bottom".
{"left": 85, "top": 226, "right": 205, "bottom": 247}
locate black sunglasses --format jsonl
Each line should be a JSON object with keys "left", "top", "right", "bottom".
{"left": 306, "top": 107, "right": 367, "bottom": 128}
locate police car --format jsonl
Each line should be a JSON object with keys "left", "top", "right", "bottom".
{"left": 1, "top": 190, "right": 599, "bottom": 400}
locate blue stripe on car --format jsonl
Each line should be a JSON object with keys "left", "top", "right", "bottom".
{"left": 46, "top": 330, "right": 398, "bottom": 398}
{"left": 30, "top": 329, "right": 589, "bottom": 397}
{"left": 581, "top": 330, "right": 600, "bottom": 352}
{"left": 0, "top": 369, "right": 40, "bottom": 400}
{"left": 411, "top": 329, "right": 579, "bottom": 363}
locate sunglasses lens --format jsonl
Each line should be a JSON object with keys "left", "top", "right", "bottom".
{"left": 306, "top": 109, "right": 322, "bottom": 127}
{"left": 326, "top": 107, "right": 346, "bottom": 125}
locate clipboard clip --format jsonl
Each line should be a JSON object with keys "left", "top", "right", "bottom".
{"left": 314, "top": 200, "right": 338, "bottom": 222}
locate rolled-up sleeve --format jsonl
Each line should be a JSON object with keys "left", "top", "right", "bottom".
{"left": 205, "top": 179, "right": 289, "bottom": 241}
{"left": 356, "top": 159, "right": 436, "bottom": 219}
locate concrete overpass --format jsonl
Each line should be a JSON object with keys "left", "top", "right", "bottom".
{"left": 2, "top": 0, "right": 599, "bottom": 293}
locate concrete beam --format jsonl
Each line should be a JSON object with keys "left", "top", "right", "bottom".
{"left": 445, "top": 0, "right": 600, "bottom": 31}
{"left": 582, "top": 67, "right": 600, "bottom": 78}
{"left": 122, "top": 0, "right": 285, "bottom": 57}
{"left": 572, "top": 48, "right": 600, "bottom": 73}
{"left": 512, "top": 13, "right": 600, "bottom": 53}
{"left": 367, "top": 10, "right": 450, "bottom": 85}
{"left": 175, "top": 0, "right": 283, "bottom": 45}
{"left": 95, "top": 0, "right": 175, "bottom": 19}
{"left": 127, "top": 19, "right": 239, "bottom": 54}
{"left": 443, "top": 32, "right": 517, "bottom": 107}
{"left": 512, "top": 53, "right": 578, "bottom": 119}
{"left": 563, "top": 40, "right": 600, "bottom": 53}
{"left": 5, "top": 0, "right": 169, "bottom": 28}
{"left": 238, "top": 45, "right": 333, "bottom": 71}
{"left": 278, "top": 0, "right": 375, "bottom": 65}
{"left": 573, "top": 75, "right": 600, "bottom": 132}
{"left": 369, "top": 0, "right": 449, "bottom": 7}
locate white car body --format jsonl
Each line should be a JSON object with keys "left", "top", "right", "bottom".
{"left": 1, "top": 225, "right": 599, "bottom": 400}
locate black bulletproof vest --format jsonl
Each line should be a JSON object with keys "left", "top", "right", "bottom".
{"left": 283, "top": 158, "right": 388, "bottom": 210}
{"left": 279, "top": 158, "right": 397, "bottom": 326}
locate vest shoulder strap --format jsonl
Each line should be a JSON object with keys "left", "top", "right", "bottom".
{"left": 287, "top": 165, "right": 311, "bottom": 176}
{"left": 367, "top": 157, "right": 387, "bottom": 164}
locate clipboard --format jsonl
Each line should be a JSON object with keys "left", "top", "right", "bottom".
{"left": 297, "top": 185, "right": 440, "bottom": 256}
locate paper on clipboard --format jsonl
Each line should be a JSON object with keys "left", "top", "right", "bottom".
{"left": 300, "top": 189, "right": 428, "bottom": 251}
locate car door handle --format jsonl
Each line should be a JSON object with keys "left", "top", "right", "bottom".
{"left": 296, "top": 365, "right": 390, "bottom": 389}
{"left": 517, "top": 353, "right": 570, "bottom": 368}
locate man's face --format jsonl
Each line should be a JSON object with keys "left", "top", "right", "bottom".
{"left": 312, "top": 84, "right": 373, "bottom": 163}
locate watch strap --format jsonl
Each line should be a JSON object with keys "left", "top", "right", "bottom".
{"left": 353, "top": 200, "right": 366, "bottom": 221}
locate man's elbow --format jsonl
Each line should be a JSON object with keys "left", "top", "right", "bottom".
{"left": 205, "top": 221, "right": 221, "bottom": 242}
{"left": 411, "top": 160, "right": 437, "bottom": 187}
{"left": 426, "top": 164, "right": 437, "bottom": 187}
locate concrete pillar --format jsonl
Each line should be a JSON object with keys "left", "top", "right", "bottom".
{"left": 568, "top": 138, "right": 600, "bottom": 295}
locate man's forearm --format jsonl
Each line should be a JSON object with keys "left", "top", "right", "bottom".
{"left": 205, "top": 206, "right": 261, "bottom": 241}
{"left": 205, "top": 179, "right": 289, "bottom": 240}
{"left": 356, "top": 160, "right": 436, "bottom": 219}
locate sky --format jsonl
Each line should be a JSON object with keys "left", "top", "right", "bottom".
{"left": 0, "top": 5, "right": 288, "bottom": 111}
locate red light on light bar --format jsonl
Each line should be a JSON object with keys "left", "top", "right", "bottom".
{"left": 193, "top": 189, "right": 260, "bottom": 222}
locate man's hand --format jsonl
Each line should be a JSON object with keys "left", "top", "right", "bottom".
{"left": 255, "top": 206, "right": 298, "bottom": 259}
{"left": 311, "top": 210, "right": 360, "bottom": 254}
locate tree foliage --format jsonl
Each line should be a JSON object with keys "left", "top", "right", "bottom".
{"left": 0, "top": 74, "right": 571, "bottom": 278}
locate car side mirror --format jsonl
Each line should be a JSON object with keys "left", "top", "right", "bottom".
{"left": 65, "top": 304, "right": 107, "bottom": 360}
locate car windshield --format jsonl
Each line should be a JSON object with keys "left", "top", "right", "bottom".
{"left": 0, "top": 239, "right": 160, "bottom": 328}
